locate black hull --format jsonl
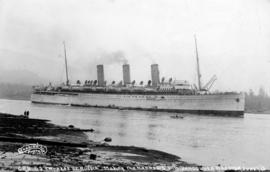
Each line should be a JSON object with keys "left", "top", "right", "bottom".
{"left": 32, "top": 101, "right": 244, "bottom": 117}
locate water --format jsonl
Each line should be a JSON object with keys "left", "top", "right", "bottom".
{"left": 0, "top": 99, "right": 269, "bottom": 168}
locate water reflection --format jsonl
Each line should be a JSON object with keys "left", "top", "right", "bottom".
{"left": 118, "top": 123, "right": 126, "bottom": 137}
{"left": 147, "top": 123, "right": 160, "bottom": 141}
{"left": 92, "top": 119, "right": 102, "bottom": 127}
{"left": 117, "top": 112, "right": 127, "bottom": 137}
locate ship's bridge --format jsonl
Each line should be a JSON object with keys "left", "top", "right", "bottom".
{"left": 159, "top": 80, "right": 191, "bottom": 91}
{"left": 172, "top": 80, "right": 191, "bottom": 90}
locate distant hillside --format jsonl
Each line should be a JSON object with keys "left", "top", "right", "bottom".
{"left": 0, "top": 83, "right": 32, "bottom": 100}
{"left": 0, "top": 69, "right": 47, "bottom": 85}
{"left": 0, "top": 69, "right": 48, "bottom": 100}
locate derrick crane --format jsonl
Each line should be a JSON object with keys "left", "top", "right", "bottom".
{"left": 193, "top": 84, "right": 198, "bottom": 91}
{"left": 202, "top": 75, "right": 217, "bottom": 91}
{"left": 193, "top": 35, "right": 217, "bottom": 92}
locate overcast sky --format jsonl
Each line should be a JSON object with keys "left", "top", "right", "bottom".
{"left": 0, "top": 0, "right": 269, "bottom": 92}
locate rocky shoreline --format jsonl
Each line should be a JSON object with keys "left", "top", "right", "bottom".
{"left": 0, "top": 112, "right": 195, "bottom": 171}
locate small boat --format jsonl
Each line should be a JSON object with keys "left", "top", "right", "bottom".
{"left": 170, "top": 115, "right": 184, "bottom": 119}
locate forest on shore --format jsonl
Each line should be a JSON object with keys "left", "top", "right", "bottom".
{"left": 244, "top": 87, "right": 270, "bottom": 114}
{"left": 0, "top": 83, "right": 269, "bottom": 114}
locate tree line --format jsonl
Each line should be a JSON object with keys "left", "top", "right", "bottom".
{"left": 245, "top": 87, "right": 270, "bottom": 113}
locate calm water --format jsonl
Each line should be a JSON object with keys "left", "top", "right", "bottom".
{"left": 0, "top": 99, "right": 270, "bottom": 167}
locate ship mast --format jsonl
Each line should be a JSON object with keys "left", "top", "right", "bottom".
{"left": 63, "top": 41, "right": 69, "bottom": 86}
{"left": 194, "top": 35, "right": 201, "bottom": 91}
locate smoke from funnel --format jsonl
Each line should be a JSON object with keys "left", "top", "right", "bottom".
{"left": 99, "top": 50, "right": 128, "bottom": 65}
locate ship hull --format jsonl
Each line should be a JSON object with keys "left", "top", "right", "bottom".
{"left": 31, "top": 92, "right": 245, "bottom": 117}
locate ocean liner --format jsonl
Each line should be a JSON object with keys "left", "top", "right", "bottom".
{"left": 31, "top": 38, "right": 245, "bottom": 117}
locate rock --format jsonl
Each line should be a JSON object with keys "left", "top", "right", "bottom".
{"left": 68, "top": 125, "right": 74, "bottom": 128}
{"left": 77, "top": 150, "right": 84, "bottom": 155}
{"left": 89, "top": 154, "right": 97, "bottom": 160}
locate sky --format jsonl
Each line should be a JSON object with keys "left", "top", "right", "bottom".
{"left": 0, "top": 0, "right": 269, "bottom": 93}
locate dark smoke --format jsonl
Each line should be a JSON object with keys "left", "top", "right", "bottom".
{"left": 81, "top": 50, "right": 128, "bottom": 80}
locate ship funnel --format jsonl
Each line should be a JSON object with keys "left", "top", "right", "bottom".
{"left": 97, "top": 64, "right": 105, "bottom": 87}
{"left": 122, "top": 64, "right": 131, "bottom": 86}
{"left": 151, "top": 64, "right": 160, "bottom": 87}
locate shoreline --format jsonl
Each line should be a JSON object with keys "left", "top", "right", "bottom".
{"left": 0, "top": 112, "right": 196, "bottom": 171}
{"left": 0, "top": 112, "right": 269, "bottom": 171}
